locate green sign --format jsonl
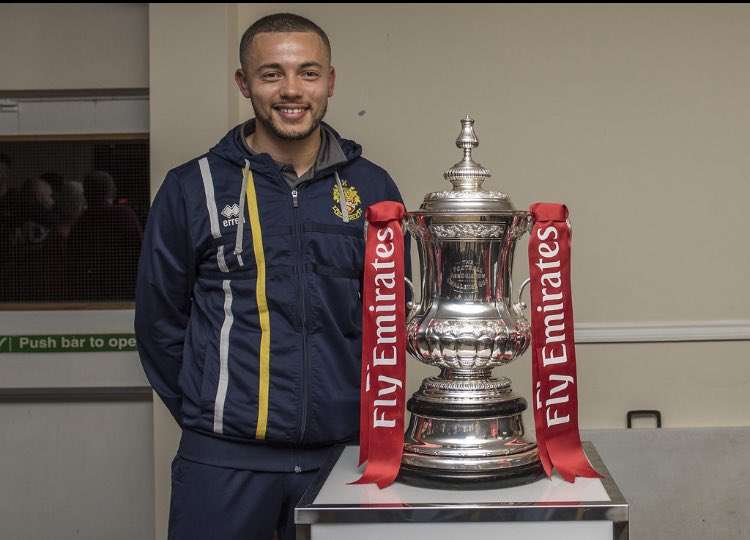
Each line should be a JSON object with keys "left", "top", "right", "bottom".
{"left": 0, "top": 334, "right": 137, "bottom": 354}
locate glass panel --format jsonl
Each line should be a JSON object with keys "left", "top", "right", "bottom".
{"left": 0, "top": 135, "right": 149, "bottom": 306}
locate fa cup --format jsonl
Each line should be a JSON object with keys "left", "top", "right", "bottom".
{"left": 399, "top": 115, "right": 545, "bottom": 488}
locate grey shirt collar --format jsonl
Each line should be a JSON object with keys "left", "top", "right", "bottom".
{"left": 241, "top": 120, "right": 348, "bottom": 189}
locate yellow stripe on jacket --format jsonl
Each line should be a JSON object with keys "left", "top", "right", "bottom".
{"left": 244, "top": 165, "right": 271, "bottom": 440}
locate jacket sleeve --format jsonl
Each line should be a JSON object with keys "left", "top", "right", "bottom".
{"left": 382, "top": 172, "right": 414, "bottom": 302}
{"left": 134, "top": 171, "right": 194, "bottom": 424}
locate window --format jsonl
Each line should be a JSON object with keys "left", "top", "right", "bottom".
{"left": 0, "top": 93, "right": 149, "bottom": 306}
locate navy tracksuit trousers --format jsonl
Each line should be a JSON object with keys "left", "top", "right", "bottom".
{"left": 168, "top": 454, "right": 319, "bottom": 540}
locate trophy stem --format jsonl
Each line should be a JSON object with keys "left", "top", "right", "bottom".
{"left": 439, "top": 367, "right": 492, "bottom": 380}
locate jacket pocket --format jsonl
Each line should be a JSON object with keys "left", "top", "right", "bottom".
{"left": 307, "top": 268, "right": 362, "bottom": 337}
{"left": 199, "top": 333, "right": 219, "bottom": 408}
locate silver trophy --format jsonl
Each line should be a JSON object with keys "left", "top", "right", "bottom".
{"left": 399, "top": 115, "right": 544, "bottom": 488}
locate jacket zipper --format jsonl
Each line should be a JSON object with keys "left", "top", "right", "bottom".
{"left": 291, "top": 187, "right": 309, "bottom": 443}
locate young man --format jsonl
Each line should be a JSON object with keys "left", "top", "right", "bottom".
{"left": 135, "top": 13, "right": 408, "bottom": 540}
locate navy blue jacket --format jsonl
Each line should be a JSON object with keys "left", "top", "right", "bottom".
{"left": 135, "top": 122, "right": 408, "bottom": 470}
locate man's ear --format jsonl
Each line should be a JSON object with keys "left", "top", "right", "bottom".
{"left": 328, "top": 66, "right": 336, "bottom": 98}
{"left": 235, "top": 69, "right": 251, "bottom": 98}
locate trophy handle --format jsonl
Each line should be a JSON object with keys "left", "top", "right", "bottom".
{"left": 405, "top": 276, "right": 418, "bottom": 318}
{"left": 513, "top": 277, "right": 531, "bottom": 315}
{"left": 509, "top": 213, "right": 533, "bottom": 316}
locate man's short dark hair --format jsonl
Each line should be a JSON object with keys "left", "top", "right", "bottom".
{"left": 239, "top": 13, "right": 331, "bottom": 69}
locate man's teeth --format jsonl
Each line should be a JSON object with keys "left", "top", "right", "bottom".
{"left": 280, "top": 108, "right": 305, "bottom": 113}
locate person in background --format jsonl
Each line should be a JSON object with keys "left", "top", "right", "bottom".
{"left": 53, "top": 181, "right": 86, "bottom": 241}
{"left": 39, "top": 181, "right": 87, "bottom": 300}
{"left": 66, "top": 170, "right": 142, "bottom": 301}
{"left": 18, "top": 175, "right": 55, "bottom": 235}
{"left": 4, "top": 171, "right": 65, "bottom": 250}
{"left": 0, "top": 174, "right": 56, "bottom": 301}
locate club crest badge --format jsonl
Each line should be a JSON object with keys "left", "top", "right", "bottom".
{"left": 332, "top": 179, "right": 363, "bottom": 221}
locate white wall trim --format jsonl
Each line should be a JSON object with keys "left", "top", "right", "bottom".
{"left": 0, "top": 310, "right": 134, "bottom": 334}
{"left": 0, "top": 95, "right": 149, "bottom": 135}
{"left": 1, "top": 313, "right": 747, "bottom": 344}
{"left": 576, "top": 320, "right": 750, "bottom": 343}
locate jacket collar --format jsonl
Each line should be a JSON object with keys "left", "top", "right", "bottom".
{"left": 209, "top": 118, "right": 362, "bottom": 182}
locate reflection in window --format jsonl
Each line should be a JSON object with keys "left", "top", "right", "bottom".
{"left": 0, "top": 137, "right": 149, "bottom": 304}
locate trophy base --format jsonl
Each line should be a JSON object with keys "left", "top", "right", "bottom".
{"left": 399, "top": 389, "right": 543, "bottom": 489}
{"left": 398, "top": 459, "right": 545, "bottom": 490}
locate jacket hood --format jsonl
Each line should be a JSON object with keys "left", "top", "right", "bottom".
{"left": 209, "top": 119, "right": 363, "bottom": 178}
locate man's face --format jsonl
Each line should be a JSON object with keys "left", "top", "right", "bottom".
{"left": 236, "top": 31, "right": 335, "bottom": 141}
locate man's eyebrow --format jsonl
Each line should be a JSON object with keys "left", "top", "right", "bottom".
{"left": 256, "top": 63, "right": 283, "bottom": 72}
{"left": 255, "top": 61, "right": 324, "bottom": 73}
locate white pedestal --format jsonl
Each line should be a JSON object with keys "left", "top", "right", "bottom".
{"left": 296, "top": 442, "right": 628, "bottom": 540}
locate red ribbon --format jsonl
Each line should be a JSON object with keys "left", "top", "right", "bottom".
{"left": 353, "top": 201, "right": 407, "bottom": 489}
{"left": 528, "top": 202, "right": 602, "bottom": 482}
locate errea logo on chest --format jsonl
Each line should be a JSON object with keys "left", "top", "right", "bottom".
{"left": 221, "top": 203, "right": 241, "bottom": 227}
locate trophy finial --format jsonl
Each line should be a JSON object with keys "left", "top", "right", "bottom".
{"left": 444, "top": 115, "right": 491, "bottom": 191}
{"left": 456, "top": 114, "right": 479, "bottom": 150}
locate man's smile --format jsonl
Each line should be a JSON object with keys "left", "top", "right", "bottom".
{"left": 274, "top": 104, "right": 309, "bottom": 121}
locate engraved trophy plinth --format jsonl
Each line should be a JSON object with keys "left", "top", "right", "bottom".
{"left": 398, "top": 115, "right": 544, "bottom": 489}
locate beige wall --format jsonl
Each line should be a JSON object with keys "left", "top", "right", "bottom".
{"left": 150, "top": 4, "right": 750, "bottom": 537}
{"left": 0, "top": 4, "right": 148, "bottom": 90}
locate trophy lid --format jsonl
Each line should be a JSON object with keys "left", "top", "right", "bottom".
{"left": 418, "top": 115, "right": 516, "bottom": 214}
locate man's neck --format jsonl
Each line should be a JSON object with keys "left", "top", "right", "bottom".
{"left": 247, "top": 125, "right": 321, "bottom": 177}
